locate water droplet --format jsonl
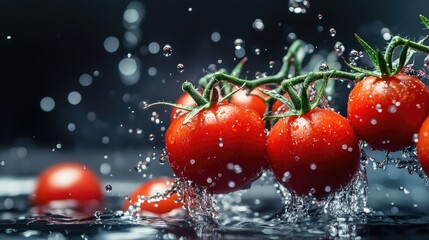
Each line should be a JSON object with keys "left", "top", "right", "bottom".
{"left": 0, "top": 161, "right": 5, "bottom": 166}
{"left": 370, "top": 119, "right": 377, "bottom": 125}
{"left": 388, "top": 105, "right": 397, "bottom": 113}
{"left": 207, "top": 177, "right": 213, "bottom": 183}
{"left": 319, "top": 62, "right": 329, "bottom": 71}
{"left": 282, "top": 171, "right": 291, "bottom": 182}
{"left": 94, "top": 210, "right": 102, "bottom": 219}
{"left": 149, "top": 134, "right": 155, "bottom": 141}
{"left": 288, "top": 0, "right": 310, "bottom": 14}
{"left": 252, "top": 19, "right": 264, "bottom": 31}
{"left": 162, "top": 44, "right": 172, "bottom": 57}
{"left": 310, "top": 163, "right": 317, "bottom": 170}
{"left": 349, "top": 49, "right": 360, "bottom": 62}
{"left": 254, "top": 48, "right": 261, "bottom": 55}
{"left": 150, "top": 111, "right": 161, "bottom": 124}
{"left": 334, "top": 42, "right": 345, "bottom": 56}
{"left": 234, "top": 38, "right": 245, "bottom": 50}
{"left": 177, "top": 63, "right": 185, "bottom": 72}
{"left": 218, "top": 137, "right": 224, "bottom": 147}
{"left": 329, "top": 28, "right": 337, "bottom": 37}
{"left": 105, "top": 184, "right": 112, "bottom": 192}
{"left": 325, "top": 186, "right": 331, "bottom": 192}
{"left": 159, "top": 149, "right": 168, "bottom": 164}
{"left": 228, "top": 181, "right": 236, "bottom": 188}
{"left": 135, "top": 161, "right": 148, "bottom": 172}
{"left": 317, "top": 13, "right": 323, "bottom": 20}
{"left": 342, "top": 144, "right": 348, "bottom": 150}
{"left": 6, "top": 35, "right": 12, "bottom": 40}
{"left": 190, "top": 159, "right": 196, "bottom": 165}
{"left": 269, "top": 60, "right": 275, "bottom": 68}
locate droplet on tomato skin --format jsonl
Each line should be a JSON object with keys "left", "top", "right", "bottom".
{"left": 228, "top": 181, "right": 236, "bottom": 188}
{"left": 282, "top": 171, "right": 291, "bottom": 182}
{"left": 388, "top": 105, "right": 397, "bottom": 113}
{"left": 325, "top": 186, "right": 332, "bottom": 193}
{"left": 310, "top": 163, "right": 317, "bottom": 170}
{"left": 370, "top": 119, "right": 378, "bottom": 125}
{"left": 375, "top": 104, "right": 382, "bottom": 113}
{"left": 342, "top": 144, "right": 348, "bottom": 150}
{"left": 207, "top": 177, "right": 213, "bottom": 183}
{"left": 218, "top": 138, "right": 224, "bottom": 147}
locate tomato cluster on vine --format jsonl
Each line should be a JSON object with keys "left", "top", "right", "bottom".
{"left": 158, "top": 15, "right": 429, "bottom": 202}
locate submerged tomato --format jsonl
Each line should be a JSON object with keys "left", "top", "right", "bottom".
{"left": 418, "top": 117, "right": 429, "bottom": 176}
{"left": 347, "top": 73, "right": 429, "bottom": 151}
{"left": 267, "top": 108, "right": 360, "bottom": 198}
{"left": 170, "top": 93, "right": 197, "bottom": 122}
{"left": 165, "top": 103, "right": 267, "bottom": 194}
{"left": 123, "top": 177, "right": 183, "bottom": 215}
{"left": 31, "top": 162, "right": 103, "bottom": 210}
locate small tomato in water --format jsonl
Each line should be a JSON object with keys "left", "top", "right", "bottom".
{"left": 31, "top": 162, "right": 103, "bottom": 210}
{"left": 347, "top": 73, "right": 429, "bottom": 151}
{"left": 165, "top": 103, "right": 267, "bottom": 194}
{"left": 267, "top": 108, "right": 360, "bottom": 198}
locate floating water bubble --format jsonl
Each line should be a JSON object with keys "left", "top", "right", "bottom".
{"left": 150, "top": 111, "right": 160, "bottom": 124}
{"left": 40, "top": 97, "right": 55, "bottom": 112}
{"left": 135, "top": 161, "right": 148, "bottom": 172}
{"left": 177, "top": 63, "right": 185, "bottom": 72}
{"left": 288, "top": 32, "right": 297, "bottom": 41}
{"left": 269, "top": 60, "right": 275, "bottom": 68}
{"left": 162, "top": 44, "right": 172, "bottom": 57}
{"left": 334, "top": 42, "right": 345, "bottom": 56}
{"left": 329, "top": 28, "right": 337, "bottom": 37}
{"left": 79, "top": 73, "right": 93, "bottom": 87}
{"left": 148, "top": 42, "right": 160, "bottom": 54}
{"left": 319, "top": 62, "right": 329, "bottom": 72}
{"left": 211, "top": 32, "right": 221, "bottom": 42}
{"left": 188, "top": 7, "right": 192, "bottom": 12}
{"left": 234, "top": 38, "right": 244, "bottom": 50}
{"left": 87, "top": 111, "right": 97, "bottom": 121}
{"left": 119, "top": 57, "right": 140, "bottom": 85}
{"left": 318, "top": 13, "right": 323, "bottom": 19}
{"left": 381, "top": 27, "right": 392, "bottom": 41}
{"left": 6, "top": 35, "right": 12, "bottom": 40}
{"left": 100, "top": 162, "right": 111, "bottom": 175}
{"left": 0, "top": 161, "right": 5, "bottom": 166}
{"left": 67, "top": 91, "right": 82, "bottom": 105}
{"left": 105, "top": 184, "right": 113, "bottom": 192}
{"left": 288, "top": 0, "right": 310, "bottom": 14}
{"left": 349, "top": 50, "right": 360, "bottom": 62}
{"left": 104, "top": 36, "right": 120, "bottom": 53}
{"left": 149, "top": 134, "right": 155, "bottom": 141}
{"left": 252, "top": 19, "right": 264, "bottom": 31}
{"left": 254, "top": 48, "right": 261, "bottom": 55}
{"left": 235, "top": 48, "right": 246, "bottom": 58}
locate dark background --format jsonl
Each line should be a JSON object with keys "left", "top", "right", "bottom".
{"left": 1, "top": 0, "right": 429, "bottom": 149}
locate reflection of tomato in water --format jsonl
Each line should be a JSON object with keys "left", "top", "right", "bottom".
{"left": 267, "top": 108, "right": 360, "bottom": 198}
{"left": 31, "top": 162, "right": 103, "bottom": 210}
{"left": 166, "top": 102, "right": 267, "bottom": 194}
{"left": 123, "top": 177, "right": 183, "bottom": 215}
{"left": 348, "top": 73, "right": 429, "bottom": 151}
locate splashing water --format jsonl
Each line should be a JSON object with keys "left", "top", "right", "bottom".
{"left": 288, "top": 0, "right": 310, "bottom": 14}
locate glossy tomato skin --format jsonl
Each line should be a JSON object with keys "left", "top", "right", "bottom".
{"left": 165, "top": 103, "right": 267, "bottom": 194}
{"left": 348, "top": 73, "right": 429, "bottom": 151}
{"left": 230, "top": 87, "right": 268, "bottom": 117}
{"left": 267, "top": 108, "right": 360, "bottom": 198}
{"left": 31, "top": 162, "right": 103, "bottom": 208}
{"left": 417, "top": 117, "right": 429, "bottom": 176}
{"left": 170, "top": 93, "right": 197, "bottom": 122}
{"left": 123, "top": 177, "right": 183, "bottom": 215}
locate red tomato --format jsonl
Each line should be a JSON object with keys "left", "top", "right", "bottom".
{"left": 170, "top": 93, "right": 197, "bottom": 122}
{"left": 31, "top": 162, "right": 103, "bottom": 209}
{"left": 267, "top": 108, "right": 360, "bottom": 198}
{"left": 123, "top": 177, "right": 183, "bottom": 215}
{"left": 417, "top": 117, "right": 429, "bottom": 176}
{"left": 347, "top": 73, "right": 429, "bottom": 151}
{"left": 165, "top": 103, "right": 267, "bottom": 194}
{"left": 230, "top": 87, "right": 268, "bottom": 117}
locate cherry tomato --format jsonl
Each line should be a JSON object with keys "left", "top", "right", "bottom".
{"left": 170, "top": 93, "right": 196, "bottom": 122}
{"left": 417, "top": 117, "right": 429, "bottom": 176}
{"left": 230, "top": 87, "right": 268, "bottom": 117}
{"left": 123, "top": 177, "right": 183, "bottom": 215}
{"left": 165, "top": 103, "right": 267, "bottom": 194}
{"left": 31, "top": 162, "right": 103, "bottom": 209}
{"left": 267, "top": 108, "right": 360, "bottom": 198}
{"left": 347, "top": 73, "right": 429, "bottom": 151}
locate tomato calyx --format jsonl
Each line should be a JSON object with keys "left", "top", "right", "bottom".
{"left": 261, "top": 72, "right": 329, "bottom": 119}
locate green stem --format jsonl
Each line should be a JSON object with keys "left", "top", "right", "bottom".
{"left": 182, "top": 82, "right": 208, "bottom": 106}
{"left": 281, "top": 70, "right": 365, "bottom": 90}
{"left": 385, "top": 36, "right": 429, "bottom": 69}
{"left": 203, "top": 77, "right": 218, "bottom": 101}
